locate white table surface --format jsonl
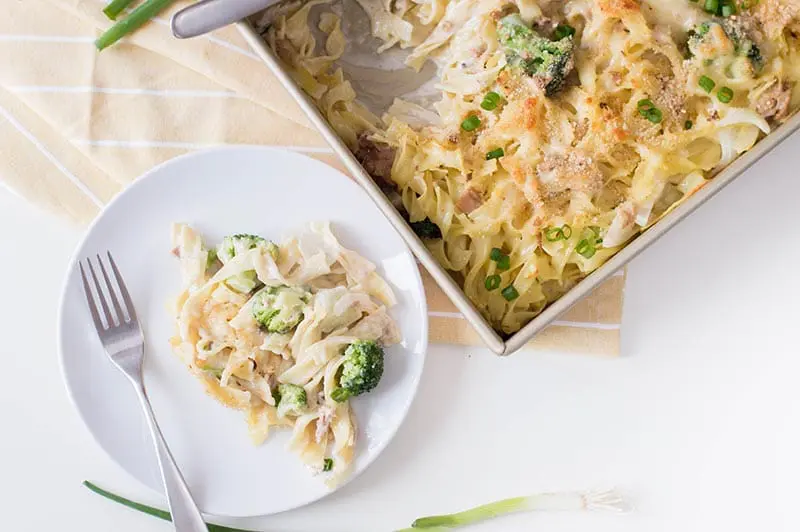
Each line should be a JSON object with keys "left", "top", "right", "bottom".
{"left": 1, "top": 133, "right": 799, "bottom": 532}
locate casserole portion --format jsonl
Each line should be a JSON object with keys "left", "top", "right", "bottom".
{"left": 261, "top": 0, "right": 800, "bottom": 334}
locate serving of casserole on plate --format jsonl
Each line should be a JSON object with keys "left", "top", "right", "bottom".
{"left": 239, "top": 0, "right": 800, "bottom": 354}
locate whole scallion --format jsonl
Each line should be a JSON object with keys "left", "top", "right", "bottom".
{"left": 96, "top": 0, "right": 177, "bottom": 51}
{"left": 82, "top": 481, "right": 255, "bottom": 531}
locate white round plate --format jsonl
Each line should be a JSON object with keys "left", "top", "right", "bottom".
{"left": 58, "top": 147, "right": 428, "bottom": 517}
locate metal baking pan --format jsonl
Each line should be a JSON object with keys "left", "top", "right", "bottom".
{"left": 236, "top": 17, "right": 800, "bottom": 356}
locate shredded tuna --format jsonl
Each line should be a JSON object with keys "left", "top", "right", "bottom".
{"left": 456, "top": 187, "right": 483, "bottom": 213}
{"left": 756, "top": 82, "right": 792, "bottom": 122}
{"left": 315, "top": 406, "right": 334, "bottom": 443}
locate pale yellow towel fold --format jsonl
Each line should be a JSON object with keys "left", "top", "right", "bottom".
{"left": 0, "top": 0, "right": 624, "bottom": 355}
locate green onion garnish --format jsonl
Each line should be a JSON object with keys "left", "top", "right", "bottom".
{"left": 461, "top": 115, "right": 481, "bottom": 131}
{"left": 323, "top": 458, "right": 334, "bottom": 472}
{"left": 485, "top": 275, "right": 501, "bottom": 291}
{"left": 721, "top": 3, "right": 734, "bottom": 15}
{"left": 501, "top": 285, "right": 520, "bottom": 301}
{"left": 490, "top": 247, "right": 511, "bottom": 270}
{"left": 486, "top": 148, "right": 505, "bottom": 160}
{"left": 544, "top": 224, "right": 572, "bottom": 242}
{"left": 637, "top": 99, "right": 662, "bottom": 124}
{"left": 576, "top": 239, "right": 597, "bottom": 259}
{"left": 704, "top": 0, "right": 719, "bottom": 13}
{"left": 717, "top": 86, "right": 734, "bottom": 103}
{"left": 553, "top": 24, "right": 576, "bottom": 40}
{"left": 699, "top": 75, "right": 716, "bottom": 93}
{"left": 684, "top": 120, "right": 693, "bottom": 129}
{"left": 480, "top": 91, "right": 502, "bottom": 110}
{"left": 496, "top": 255, "right": 511, "bottom": 271}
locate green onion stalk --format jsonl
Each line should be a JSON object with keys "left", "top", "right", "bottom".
{"left": 83, "top": 481, "right": 257, "bottom": 532}
{"left": 398, "top": 489, "right": 628, "bottom": 530}
{"left": 103, "top": 0, "right": 136, "bottom": 20}
{"left": 96, "top": 0, "right": 177, "bottom": 51}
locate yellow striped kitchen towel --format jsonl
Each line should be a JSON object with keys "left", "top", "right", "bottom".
{"left": 0, "top": 0, "right": 624, "bottom": 355}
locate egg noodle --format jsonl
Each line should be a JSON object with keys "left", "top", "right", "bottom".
{"left": 263, "top": 0, "right": 800, "bottom": 334}
{"left": 169, "top": 222, "right": 400, "bottom": 485}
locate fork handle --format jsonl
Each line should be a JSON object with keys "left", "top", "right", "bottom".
{"left": 135, "top": 387, "right": 209, "bottom": 531}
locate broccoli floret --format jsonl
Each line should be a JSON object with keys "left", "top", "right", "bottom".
{"left": 497, "top": 14, "right": 575, "bottom": 96}
{"left": 251, "top": 285, "right": 309, "bottom": 333}
{"left": 275, "top": 383, "right": 307, "bottom": 418}
{"left": 687, "top": 19, "right": 762, "bottom": 71}
{"left": 331, "top": 340, "right": 385, "bottom": 402}
{"left": 409, "top": 218, "right": 442, "bottom": 239}
{"left": 217, "top": 234, "right": 279, "bottom": 294}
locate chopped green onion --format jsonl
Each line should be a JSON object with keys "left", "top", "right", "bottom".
{"left": 699, "top": 75, "right": 716, "bottom": 93}
{"left": 721, "top": 3, "right": 734, "bottom": 15}
{"left": 717, "top": 86, "right": 734, "bottom": 103}
{"left": 501, "top": 285, "right": 520, "bottom": 301}
{"left": 553, "top": 24, "right": 576, "bottom": 40}
{"left": 490, "top": 247, "right": 511, "bottom": 271}
{"left": 496, "top": 255, "right": 511, "bottom": 271}
{"left": 704, "top": 0, "right": 719, "bottom": 13}
{"left": 576, "top": 239, "right": 597, "bottom": 259}
{"left": 103, "top": 0, "right": 135, "bottom": 20}
{"left": 461, "top": 115, "right": 481, "bottom": 131}
{"left": 637, "top": 99, "right": 662, "bottom": 123}
{"left": 637, "top": 98, "right": 655, "bottom": 111}
{"left": 544, "top": 224, "right": 572, "bottom": 242}
{"left": 96, "top": 0, "right": 177, "bottom": 50}
{"left": 486, "top": 148, "right": 505, "bottom": 160}
{"left": 544, "top": 227, "right": 562, "bottom": 241}
{"left": 323, "top": 458, "right": 334, "bottom": 472}
{"left": 684, "top": 120, "right": 693, "bottom": 130}
{"left": 480, "top": 91, "right": 502, "bottom": 110}
{"left": 485, "top": 275, "right": 501, "bottom": 291}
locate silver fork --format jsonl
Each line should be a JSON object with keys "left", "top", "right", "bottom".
{"left": 79, "top": 252, "right": 208, "bottom": 532}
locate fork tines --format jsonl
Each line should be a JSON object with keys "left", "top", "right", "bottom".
{"left": 79, "top": 252, "right": 137, "bottom": 332}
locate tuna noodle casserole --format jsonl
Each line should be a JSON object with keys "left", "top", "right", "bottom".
{"left": 263, "top": 0, "right": 800, "bottom": 334}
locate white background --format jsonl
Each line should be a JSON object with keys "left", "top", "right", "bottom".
{"left": 1, "top": 133, "right": 798, "bottom": 531}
